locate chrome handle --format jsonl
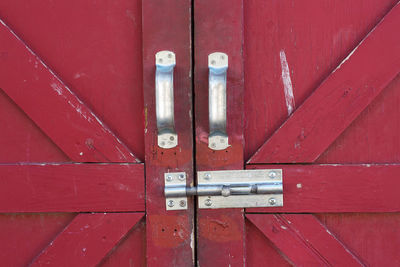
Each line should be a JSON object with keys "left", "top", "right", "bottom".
{"left": 155, "top": 51, "right": 177, "bottom": 148}
{"left": 208, "top": 52, "right": 229, "bottom": 150}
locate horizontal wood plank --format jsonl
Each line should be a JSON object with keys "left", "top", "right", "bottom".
{"left": 247, "top": 164, "right": 400, "bottom": 213}
{"left": 30, "top": 213, "right": 144, "bottom": 267}
{"left": 0, "top": 19, "right": 139, "bottom": 163}
{"left": 0, "top": 164, "right": 144, "bottom": 212}
{"left": 248, "top": 2, "right": 400, "bottom": 164}
{"left": 247, "top": 214, "right": 363, "bottom": 266}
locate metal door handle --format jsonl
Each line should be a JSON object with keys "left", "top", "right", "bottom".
{"left": 208, "top": 52, "right": 229, "bottom": 150}
{"left": 156, "top": 51, "right": 177, "bottom": 148}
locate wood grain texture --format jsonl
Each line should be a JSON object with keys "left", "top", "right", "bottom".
{"left": 0, "top": 19, "right": 139, "bottom": 163}
{"left": 0, "top": 0, "right": 145, "bottom": 162}
{"left": 247, "top": 214, "right": 363, "bottom": 266}
{"left": 247, "top": 164, "right": 400, "bottom": 213}
{"left": 0, "top": 164, "right": 144, "bottom": 212}
{"left": 243, "top": 1, "right": 400, "bottom": 265}
{"left": 248, "top": 2, "right": 400, "bottom": 164}
{"left": 0, "top": 213, "right": 75, "bottom": 267}
{"left": 142, "top": 1, "right": 195, "bottom": 266}
{"left": 194, "top": 0, "right": 246, "bottom": 266}
{"left": 30, "top": 213, "right": 144, "bottom": 267}
{"left": 99, "top": 218, "right": 146, "bottom": 267}
{"left": 316, "top": 213, "right": 400, "bottom": 266}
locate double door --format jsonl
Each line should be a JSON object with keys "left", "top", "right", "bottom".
{"left": 0, "top": 0, "right": 400, "bottom": 266}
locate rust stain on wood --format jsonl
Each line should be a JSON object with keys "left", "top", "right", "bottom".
{"left": 198, "top": 215, "right": 241, "bottom": 242}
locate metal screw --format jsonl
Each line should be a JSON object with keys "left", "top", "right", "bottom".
{"left": 158, "top": 58, "right": 163, "bottom": 63}
{"left": 170, "top": 136, "right": 175, "bottom": 141}
{"left": 204, "top": 173, "right": 211, "bottom": 180}
{"left": 179, "top": 200, "right": 186, "bottom": 207}
{"left": 178, "top": 174, "right": 185, "bottom": 181}
{"left": 167, "top": 200, "right": 175, "bottom": 207}
{"left": 204, "top": 198, "right": 212, "bottom": 206}
{"left": 211, "top": 143, "right": 216, "bottom": 148}
{"left": 268, "top": 198, "right": 277, "bottom": 206}
{"left": 166, "top": 175, "right": 173, "bottom": 182}
{"left": 211, "top": 60, "right": 216, "bottom": 65}
{"left": 268, "top": 171, "right": 277, "bottom": 179}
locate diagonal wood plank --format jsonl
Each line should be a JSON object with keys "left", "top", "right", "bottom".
{"left": 248, "top": 2, "right": 400, "bottom": 164}
{"left": 30, "top": 213, "right": 144, "bottom": 267}
{"left": 0, "top": 163, "right": 144, "bottom": 212}
{"left": 247, "top": 214, "right": 363, "bottom": 266}
{"left": 246, "top": 164, "right": 400, "bottom": 213}
{"left": 0, "top": 19, "right": 139, "bottom": 163}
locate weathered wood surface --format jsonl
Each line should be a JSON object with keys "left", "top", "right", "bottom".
{"left": 142, "top": 0, "right": 195, "bottom": 266}
{"left": 194, "top": 0, "right": 246, "bottom": 266}
{"left": 31, "top": 213, "right": 144, "bottom": 267}
{"left": 0, "top": 164, "right": 144, "bottom": 212}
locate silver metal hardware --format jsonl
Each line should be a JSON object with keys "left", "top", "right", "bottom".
{"left": 164, "top": 169, "right": 283, "bottom": 210}
{"left": 208, "top": 52, "right": 229, "bottom": 150}
{"left": 156, "top": 51, "right": 177, "bottom": 149}
{"left": 164, "top": 172, "right": 188, "bottom": 210}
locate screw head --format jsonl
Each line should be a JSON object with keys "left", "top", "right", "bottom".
{"left": 166, "top": 175, "right": 173, "bottom": 182}
{"left": 170, "top": 136, "right": 175, "bottom": 141}
{"left": 268, "top": 198, "right": 277, "bottom": 206}
{"left": 167, "top": 200, "right": 174, "bottom": 207}
{"left": 178, "top": 174, "right": 185, "bottom": 181}
{"left": 268, "top": 171, "right": 277, "bottom": 179}
{"left": 204, "top": 198, "right": 212, "bottom": 207}
{"left": 179, "top": 200, "right": 186, "bottom": 207}
{"left": 204, "top": 173, "right": 211, "bottom": 180}
{"left": 221, "top": 187, "right": 230, "bottom": 197}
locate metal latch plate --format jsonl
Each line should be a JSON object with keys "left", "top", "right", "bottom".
{"left": 164, "top": 172, "right": 188, "bottom": 211}
{"left": 197, "top": 169, "right": 283, "bottom": 209}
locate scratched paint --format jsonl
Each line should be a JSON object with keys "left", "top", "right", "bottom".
{"left": 279, "top": 50, "right": 295, "bottom": 116}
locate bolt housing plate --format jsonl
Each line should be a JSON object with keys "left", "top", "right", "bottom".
{"left": 164, "top": 172, "right": 188, "bottom": 210}
{"left": 197, "top": 169, "right": 283, "bottom": 209}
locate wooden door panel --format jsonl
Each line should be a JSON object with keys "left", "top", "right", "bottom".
{"left": 0, "top": 1, "right": 147, "bottom": 266}
{"left": 0, "top": 213, "right": 75, "bottom": 267}
{"left": 247, "top": 214, "right": 363, "bottom": 266}
{"left": 316, "top": 213, "right": 400, "bottom": 266}
{"left": 0, "top": 0, "right": 144, "bottom": 161}
{"left": 0, "top": 89, "right": 68, "bottom": 162}
{"left": 244, "top": 1, "right": 400, "bottom": 266}
{"left": 244, "top": 0, "right": 398, "bottom": 161}
{"left": 248, "top": 1, "right": 400, "bottom": 164}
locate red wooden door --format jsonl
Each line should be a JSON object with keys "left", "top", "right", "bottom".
{"left": 194, "top": 0, "right": 400, "bottom": 266}
{"left": 0, "top": 1, "right": 177, "bottom": 266}
{"left": 2, "top": 0, "right": 400, "bottom": 266}
{"left": 0, "top": 1, "right": 196, "bottom": 266}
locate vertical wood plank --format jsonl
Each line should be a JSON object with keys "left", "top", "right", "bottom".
{"left": 142, "top": 1, "right": 195, "bottom": 266}
{"left": 194, "top": 0, "right": 245, "bottom": 265}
